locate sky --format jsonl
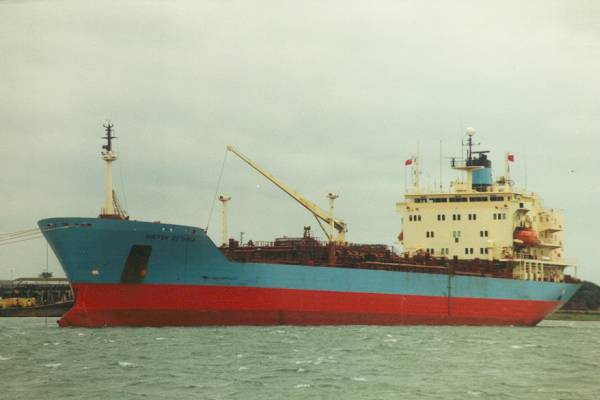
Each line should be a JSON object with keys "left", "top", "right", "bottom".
{"left": 1, "top": 0, "right": 599, "bottom": 283}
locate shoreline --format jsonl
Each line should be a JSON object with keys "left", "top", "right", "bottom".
{"left": 546, "top": 310, "right": 600, "bottom": 321}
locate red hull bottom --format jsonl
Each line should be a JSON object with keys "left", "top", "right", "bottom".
{"left": 60, "top": 284, "right": 562, "bottom": 327}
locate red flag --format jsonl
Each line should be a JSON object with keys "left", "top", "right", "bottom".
{"left": 405, "top": 158, "right": 413, "bottom": 166}
{"left": 507, "top": 154, "right": 515, "bottom": 162}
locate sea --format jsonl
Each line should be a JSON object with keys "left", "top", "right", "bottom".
{"left": 1, "top": 318, "right": 598, "bottom": 400}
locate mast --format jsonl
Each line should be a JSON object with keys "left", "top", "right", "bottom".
{"left": 100, "top": 121, "right": 118, "bottom": 218}
{"left": 218, "top": 194, "right": 231, "bottom": 246}
{"left": 413, "top": 156, "right": 421, "bottom": 193}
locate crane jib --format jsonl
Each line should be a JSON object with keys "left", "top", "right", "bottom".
{"left": 226, "top": 145, "right": 347, "bottom": 243}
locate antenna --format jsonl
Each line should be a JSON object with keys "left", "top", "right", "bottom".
{"left": 439, "top": 139, "right": 443, "bottom": 191}
{"left": 465, "top": 127, "right": 475, "bottom": 161}
{"left": 102, "top": 121, "right": 116, "bottom": 152}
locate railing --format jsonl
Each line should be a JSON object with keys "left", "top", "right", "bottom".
{"left": 538, "top": 219, "right": 562, "bottom": 232}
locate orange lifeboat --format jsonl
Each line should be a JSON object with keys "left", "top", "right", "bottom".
{"left": 514, "top": 228, "right": 539, "bottom": 247}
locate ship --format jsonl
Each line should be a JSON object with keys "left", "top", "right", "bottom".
{"left": 39, "top": 123, "right": 580, "bottom": 327}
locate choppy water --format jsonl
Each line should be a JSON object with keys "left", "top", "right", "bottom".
{"left": 1, "top": 319, "right": 599, "bottom": 400}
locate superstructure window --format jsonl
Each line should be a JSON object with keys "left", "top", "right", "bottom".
{"left": 479, "top": 230, "right": 489, "bottom": 237}
{"left": 468, "top": 213, "right": 477, "bottom": 220}
{"left": 426, "top": 231, "right": 435, "bottom": 238}
{"left": 479, "top": 248, "right": 489, "bottom": 255}
{"left": 449, "top": 197, "right": 468, "bottom": 203}
{"left": 469, "top": 196, "right": 488, "bottom": 202}
{"left": 490, "top": 196, "right": 504, "bottom": 201}
{"left": 431, "top": 198, "right": 448, "bottom": 203}
{"left": 437, "top": 214, "right": 446, "bottom": 221}
{"left": 415, "top": 198, "right": 427, "bottom": 203}
{"left": 452, "top": 214, "right": 461, "bottom": 221}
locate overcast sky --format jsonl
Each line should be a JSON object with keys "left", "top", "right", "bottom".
{"left": 1, "top": 0, "right": 599, "bottom": 283}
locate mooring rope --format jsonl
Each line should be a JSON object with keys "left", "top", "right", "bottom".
{"left": 0, "top": 225, "right": 73, "bottom": 247}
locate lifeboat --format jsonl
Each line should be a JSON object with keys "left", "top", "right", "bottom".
{"left": 513, "top": 228, "right": 539, "bottom": 247}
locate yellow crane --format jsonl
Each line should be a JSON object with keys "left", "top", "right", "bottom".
{"left": 226, "top": 145, "right": 347, "bottom": 244}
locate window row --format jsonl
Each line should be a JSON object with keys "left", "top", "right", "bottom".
{"left": 465, "top": 248, "right": 489, "bottom": 255}
{"left": 408, "top": 213, "right": 509, "bottom": 222}
{"left": 425, "top": 230, "right": 491, "bottom": 241}
{"left": 413, "top": 196, "right": 507, "bottom": 203}
{"left": 426, "top": 248, "right": 452, "bottom": 255}
{"left": 426, "top": 248, "right": 487, "bottom": 256}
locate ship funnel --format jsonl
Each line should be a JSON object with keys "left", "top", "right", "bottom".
{"left": 470, "top": 154, "right": 493, "bottom": 191}
{"left": 463, "top": 128, "right": 493, "bottom": 192}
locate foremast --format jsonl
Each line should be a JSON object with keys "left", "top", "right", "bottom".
{"left": 99, "top": 122, "right": 127, "bottom": 220}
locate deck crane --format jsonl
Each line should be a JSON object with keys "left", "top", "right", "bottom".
{"left": 226, "top": 145, "right": 347, "bottom": 244}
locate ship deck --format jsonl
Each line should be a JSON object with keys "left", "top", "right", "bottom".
{"left": 220, "top": 236, "right": 578, "bottom": 283}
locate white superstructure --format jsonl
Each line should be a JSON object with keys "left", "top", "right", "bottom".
{"left": 396, "top": 129, "right": 574, "bottom": 282}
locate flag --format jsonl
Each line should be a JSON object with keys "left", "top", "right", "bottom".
{"left": 507, "top": 153, "right": 515, "bottom": 162}
{"left": 405, "top": 158, "right": 413, "bottom": 166}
